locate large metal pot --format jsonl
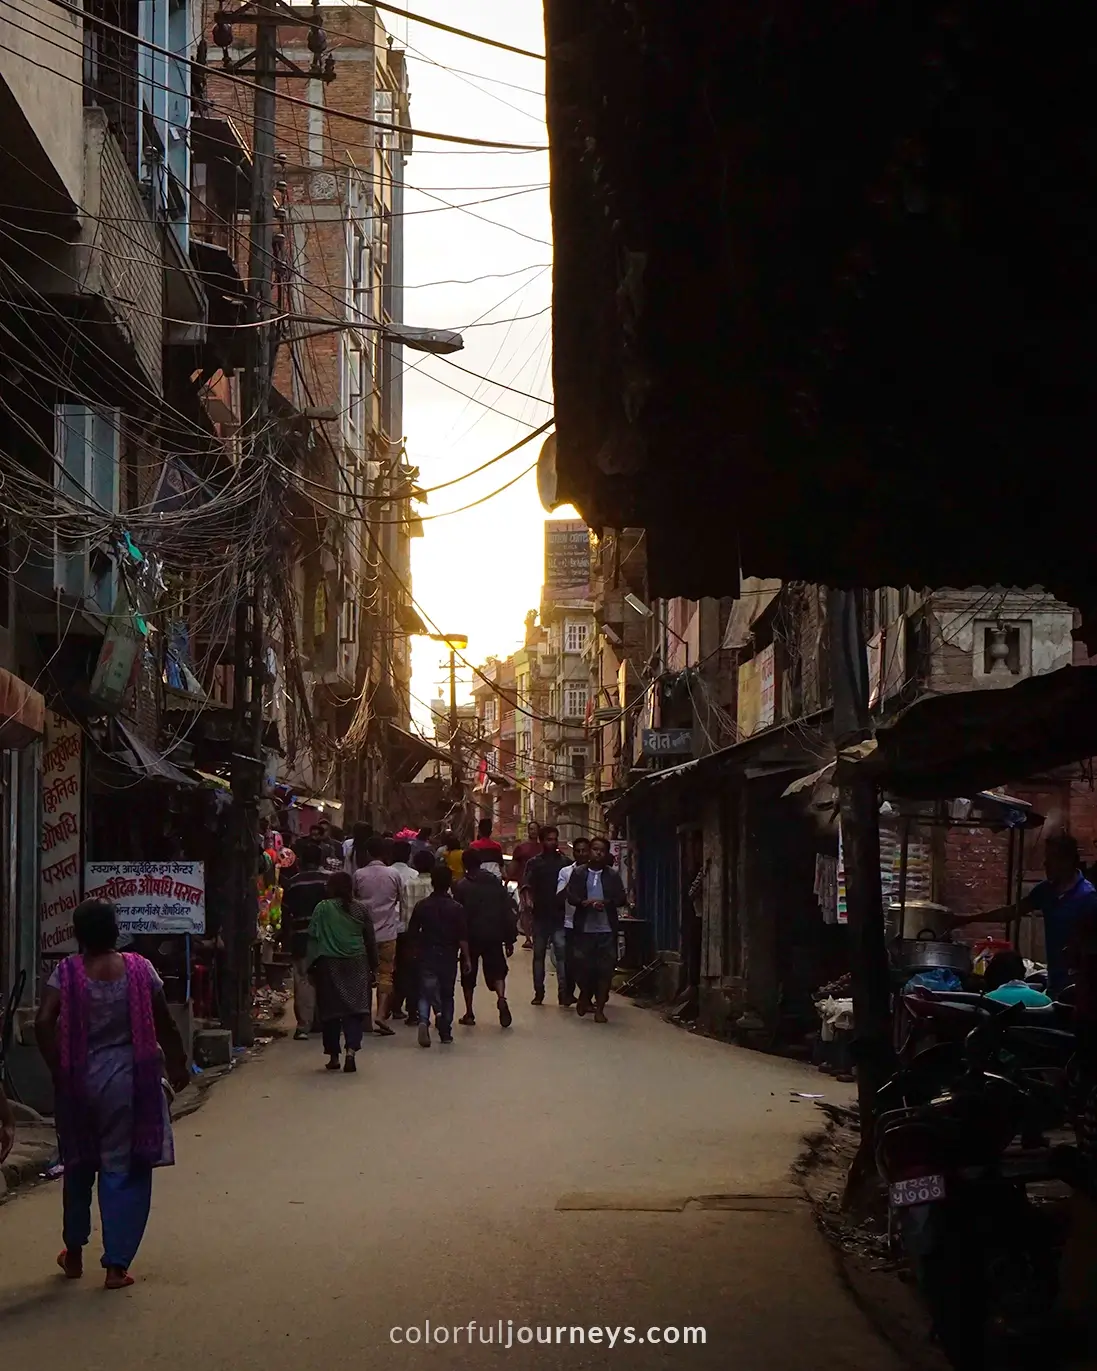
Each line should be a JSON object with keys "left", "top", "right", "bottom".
{"left": 897, "top": 928, "right": 972, "bottom": 973}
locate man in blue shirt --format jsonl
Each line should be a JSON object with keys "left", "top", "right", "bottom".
{"left": 952, "top": 833, "right": 1097, "bottom": 997}
{"left": 566, "top": 837, "right": 628, "bottom": 1022}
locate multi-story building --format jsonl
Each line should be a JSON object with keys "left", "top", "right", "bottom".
{"left": 217, "top": 4, "right": 420, "bottom": 828}
{"left": 602, "top": 572, "right": 1092, "bottom": 1031}
{"left": 0, "top": 0, "right": 252, "bottom": 1014}
{"left": 538, "top": 522, "right": 597, "bottom": 847}
{"left": 513, "top": 611, "right": 548, "bottom": 828}
{"left": 471, "top": 657, "right": 519, "bottom": 846}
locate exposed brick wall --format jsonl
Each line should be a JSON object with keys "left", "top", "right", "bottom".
{"left": 942, "top": 769, "right": 1097, "bottom": 954}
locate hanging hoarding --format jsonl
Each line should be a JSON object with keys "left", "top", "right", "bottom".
{"left": 40, "top": 711, "right": 82, "bottom": 955}
{"left": 544, "top": 519, "right": 590, "bottom": 590}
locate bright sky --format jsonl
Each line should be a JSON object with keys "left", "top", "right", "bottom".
{"left": 381, "top": 1, "right": 573, "bottom": 726}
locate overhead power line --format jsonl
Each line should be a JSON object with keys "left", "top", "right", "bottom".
{"left": 38, "top": 0, "right": 548, "bottom": 151}
{"left": 366, "top": 1, "right": 545, "bottom": 61}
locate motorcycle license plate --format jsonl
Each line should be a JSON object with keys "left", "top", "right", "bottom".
{"left": 889, "top": 1174, "right": 946, "bottom": 1207}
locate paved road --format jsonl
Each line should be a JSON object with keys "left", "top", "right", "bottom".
{"left": 0, "top": 954, "right": 897, "bottom": 1370}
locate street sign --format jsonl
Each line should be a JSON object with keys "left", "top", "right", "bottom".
{"left": 641, "top": 728, "right": 693, "bottom": 758}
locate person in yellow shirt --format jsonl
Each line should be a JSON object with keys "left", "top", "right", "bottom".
{"left": 440, "top": 831, "right": 465, "bottom": 883}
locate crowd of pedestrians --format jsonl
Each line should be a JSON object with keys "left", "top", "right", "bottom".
{"left": 278, "top": 819, "right": 627, "bottom": 1062}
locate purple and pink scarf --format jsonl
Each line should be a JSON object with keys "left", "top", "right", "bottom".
{"left": 56, "top": 952, "right": 165, "bottom": 1170}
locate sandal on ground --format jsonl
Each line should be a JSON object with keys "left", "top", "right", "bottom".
{"left": 325, "top": 1055, "right": 341, "bottom": 1070}
{"left": 498, "top": 998, "right": 513, "bottom": 1029}
{"left": 373, "top": 1022, "right": 395, "bottom": 1037}
{"left": 104, "top": 1267, "right": 134, "bottom": 1290}
{"left": 458, "top": 1012, "right": 475, "bottom": 1026}
{"left": 57, "top": 1249, "right": 83, "bottom": 1279}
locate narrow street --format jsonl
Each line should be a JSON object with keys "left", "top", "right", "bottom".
{"left": 0, "top": 962, "right": 896, "bottom": 1370}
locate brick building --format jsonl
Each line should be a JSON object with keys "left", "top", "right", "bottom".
{"left": 215, "top": 3, "right": 421, "bottom": 824}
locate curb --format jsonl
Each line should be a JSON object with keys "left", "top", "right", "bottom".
{"left": 1, "top": 1035, "right": 276, "bottom": 1208}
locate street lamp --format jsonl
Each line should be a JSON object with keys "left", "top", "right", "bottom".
{"left": 283, "top": 313, "right": 464, "bottom": 354}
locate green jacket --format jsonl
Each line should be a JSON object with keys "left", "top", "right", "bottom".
{"left": 307, "top": 899, "right": 378, "bottom": 967}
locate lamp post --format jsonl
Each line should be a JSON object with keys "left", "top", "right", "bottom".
{"left": 625, "top": 592, "right": 690, "bottom": 667}
{"left": 428, "top": 633, "right": 470, "bottom": 832}
{"left": 282, "top": 315, "right": 464, "bottom": 355}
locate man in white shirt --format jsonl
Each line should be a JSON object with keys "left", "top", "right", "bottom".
{"left": 353, "top": 835, "right": 402, "bottom": 1034}
{"left": 555, "top": 837, "right": 590, "bottom": 1007}
{"left": 388, "top": 840, "right": 433, "bottom": 1025}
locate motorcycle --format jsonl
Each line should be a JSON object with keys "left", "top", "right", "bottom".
{"left": 875, "top": 1002, "right": 1070, "bottom": 1370}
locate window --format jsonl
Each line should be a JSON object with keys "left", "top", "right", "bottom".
{"left": 563, "top": 684, "right": 589, "bottom": 720}
{"left": 343, "top": 341, "right": 364, "bottom": 453}
{"left": 518, "top": 730, "right": 533, "bottom": 760}
{"left": 482, "top": 698, "right": 497, "bottom": 729}
{"left": 54, "top": 404, "right": 120, "bottom": 610}
{"left": 569, "top": 746, "right": 589, "bottom": 781}
{"left": 340, "top": 576, "right": 359, "bottom": 645}
{"left": 564, "top": 619, "right": 589, "bottom": 654}
{"left": 349, "top": 224, "right": 369, "bottom": 322}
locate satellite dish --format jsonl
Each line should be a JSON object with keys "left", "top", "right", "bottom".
{"left": 536, "top": 431, "right": 559, "bottom": 511}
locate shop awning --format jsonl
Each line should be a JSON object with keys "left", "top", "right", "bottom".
{"left": 385, "top": 723, "right": 452, "bottom": 786}
{"left": 850, "top": 667, "right": 1097, "bottom": 799}
{"left": 110, "top": 719, "right": 198, "bottom": 787}
{"left": 608, "top": 713, "right": 830, "bottom": 821}
{"left": 0, "top": 669, "right": 45, "bottom": 749}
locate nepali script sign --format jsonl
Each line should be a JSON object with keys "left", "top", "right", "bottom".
{"left": 40, "top": 711, "right": 83, "bottom": 955}
{"left": 84, "top": 862, "right": 206, "bottom": 936}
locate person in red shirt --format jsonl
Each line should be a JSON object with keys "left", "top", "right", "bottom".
{"left": 509, "top": 821, "right": 541, "bottom": 948}
{"left": 468, "top": 817, "right": 505, "bottom": 882}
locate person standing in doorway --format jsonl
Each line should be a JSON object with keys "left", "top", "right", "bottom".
{"left": 568, "top": 836, "right": 628, "bottom": 1022}
{"left": 510, "top": 821, "right": 541, "bottom": 949}
{"left": 522, "top": 825, "right": 569, "bottom": 1006}
{"left": 555, "top": 836, "right": 591, "bottom": 1007}
{"left": 353, "top": 835, "right": 403, "bottom": 1035}
{"left": 35, "top": 899, "right": 189, "bottom": 1289}
{"left": 469, "top": 816, "right": 505, "bottom": 881}
{"left": 279, "top": 839, "right": 329, "bottom": 1040}
{"left": 454, "top": 848, "right": 517, "bottom": 1028}
{"left": 407, "top": 865, "right": 471, "bottom": 1047}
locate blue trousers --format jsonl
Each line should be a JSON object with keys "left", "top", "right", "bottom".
{"left": 418, "top": 964, "right": 456, "bottom": 1037}
{"left": 63, "top": 1165, "right": 153, "bottom": 1269}
{"left": 533, "top": 925, "right": 568, "bottom": 999}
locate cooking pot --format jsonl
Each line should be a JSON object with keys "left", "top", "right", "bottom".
{"left": 896, "top": 928, "right": 972, "bottom": 973}
{"left": 887, "top": 899, "right": 952, "bottom": 941}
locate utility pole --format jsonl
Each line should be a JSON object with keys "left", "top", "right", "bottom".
{"left": 828, "top": 588, "right": 894, "bottom": 1147}
{"left": 448, "top": 645, "right": 460, "bottom": 796}
{"left": 212, "top": 0, "right": 334, "bottom": 1045}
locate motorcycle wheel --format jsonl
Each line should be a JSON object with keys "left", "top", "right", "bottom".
{"left": 897, "top": 1204, "right": 987, "bottom": 1371}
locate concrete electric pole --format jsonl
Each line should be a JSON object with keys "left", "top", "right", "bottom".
{"left": 211, "top": 0, "right": 335, "bottom": 1045}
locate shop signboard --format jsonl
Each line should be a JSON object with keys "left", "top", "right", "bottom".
{"left": 758, "top": 643, "right": 776, "bottom": 729}
{"left": 40, "top": 710, "right": 83, "bottom": 955}
{"left": 641, "top": 728, "right": 693, "bottom": 758}
{"left": 544, "top": 519, "right": 590, "bottom": 590}
{"left": 83, "top": 861, "right": 206, "bottom": 936}
{"left": 737, "top": 657, "right": 760, "bottom": 737}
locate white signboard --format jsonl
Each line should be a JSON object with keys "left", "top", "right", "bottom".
{"left": 84, "top": 861, "right": 206, "bottom": 936}
{"left": 40, "top": 711, "right": 83, "bottom": 955}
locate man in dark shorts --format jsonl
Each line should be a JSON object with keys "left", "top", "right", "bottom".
{"left": 453, "top": 848, "right": 517, "bottom": 1028}
{"left": 406, "top": 865, "right": 470, "bottom": 1047}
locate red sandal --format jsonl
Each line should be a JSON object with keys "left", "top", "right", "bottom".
{"left": 104, "top": 1267, "right": 134, "bottom": 1289}
{"left": 57, "top": 1249, "right": 83, "bottom": 1279}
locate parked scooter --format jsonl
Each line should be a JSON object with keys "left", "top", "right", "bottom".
{"left": 875, "top": 1002, "right": 1071, "bottom": 1370}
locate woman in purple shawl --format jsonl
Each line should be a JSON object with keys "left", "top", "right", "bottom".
{"left": 36, "top": 899, "right": 189, "bottom": 1289}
